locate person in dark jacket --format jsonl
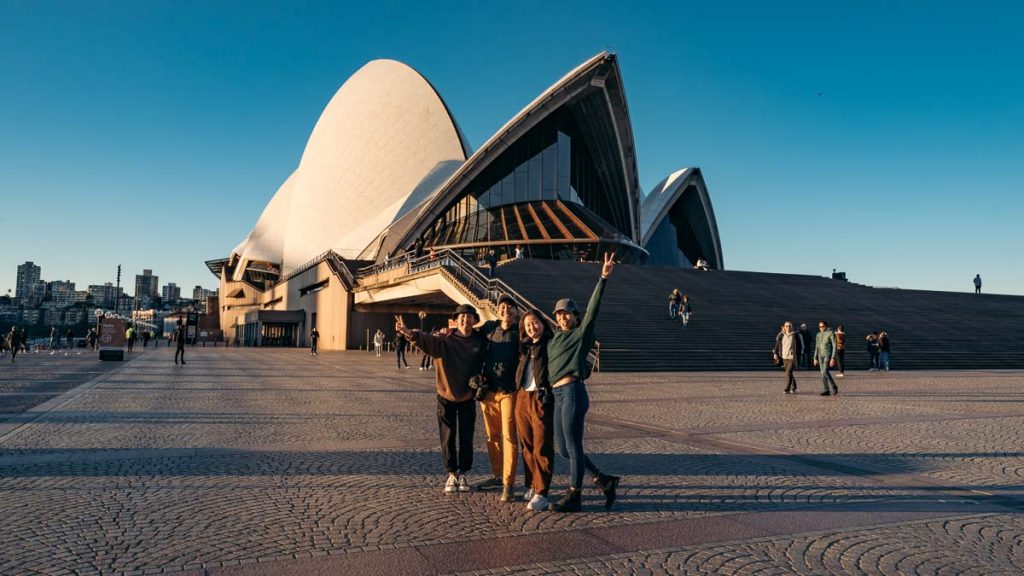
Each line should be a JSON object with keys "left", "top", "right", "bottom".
{"left": 546, "top": 252, "right": 620, "bottom": 513}
{"left": 310, "top": 327, "right": 320, "bottom": 356}
{"left": 396, "top": 305, "right": 488, "bottom": 494}
{"left": 878, "top": 331, "right": 891, "bottom": 370}
{"left": 680, "top": 294, "right": 692, "bottom": 326}
{"left": 174, "top": 325, "right": 187, "bottom": 364}
{"left": 515, "top": 309, "right": 555, "bottom": 511}
{"left": 7, "top": 327, "right": 20, "bottom": 363}
{"left": 866, "top": 332, "right": 880, "bottom": 370}
{"left": 474, "top": 295, "right": 521, "bottom": 501}
{"left": 394, "top": 332, "right": 409, "bottom": 369}
{"left": 798, "top": 324, "right": 814, "bottom": 368}
{"left": 773, "top": 321, "right": 802, "bottom": 393}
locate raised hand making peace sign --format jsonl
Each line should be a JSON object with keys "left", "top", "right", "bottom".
{"left": 601, "top": 251, "right": 616, "bottom": 279}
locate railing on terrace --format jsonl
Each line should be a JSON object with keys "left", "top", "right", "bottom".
{"left": 355, "top": 249, "right": 599, "bottom": 372}
{"left": 277, "top": 249, "right": 360, "bottom": 289}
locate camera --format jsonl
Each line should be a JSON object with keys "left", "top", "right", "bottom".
{"left": 468, "top": 373, "right": 493, "bottom": 401}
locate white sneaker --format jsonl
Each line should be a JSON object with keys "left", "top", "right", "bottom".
{"left": 523, "top": 488, "right": 536, "bottom": 502}
{"left": 457, "top": 474, "right": 471, "bottom": 492}
{"left": 444, "top": 473, "right": 457, "bottom": 493}
{"left": 526, "top": 493, "right": 549, "bottom": 511}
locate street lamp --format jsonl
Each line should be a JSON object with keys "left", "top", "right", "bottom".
{"left": 418, "top": 310, "right": 426, "bottom": 332}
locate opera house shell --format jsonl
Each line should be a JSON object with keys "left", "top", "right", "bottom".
{"left": 208, "top": 52, "right": 723, "bottom": 349}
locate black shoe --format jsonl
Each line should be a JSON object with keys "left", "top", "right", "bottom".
{"left": 832, "top": 385, "right": 839, "bottom": 395}
{"left": 476, "top": 477, "right": 503, "bottom": 491}
{"left": 549, "top": 488, "right": 582, "bottom": 513}
{"left": 181, "top": 361, "right": 186, "bottom": 365}
{"left": 820, "top": 391, "right": 831, "bottom": 396}
{"left": 594, "top": 474, "right": 619, "bottom": 510}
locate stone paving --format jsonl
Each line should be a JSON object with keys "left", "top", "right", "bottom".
{"left": 0, "top": 348, "right": 1022, "bottom": 574}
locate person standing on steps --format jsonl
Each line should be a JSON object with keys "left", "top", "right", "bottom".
{"left": 668, "top": 289, "right": 681, "bottom": 320}
{"left": 174, "top": 324, "right": 187, "bottom": 365}
{"left": 310, "top": 327, "right": 320, "bottom": 356}
{"left": 395, "top": 305, "right": 488, "bottom": 495}
{"left": 814, "top": 321, "right": 839, "bottom": 396}
{"left": 680, "top": 294, "right": 692, "bottom": 327}
{"left": 774, "top": 321, "right": 801, "bottom": 394}
{"left": 546, "top": 252, "right": 620, "bottom": 513}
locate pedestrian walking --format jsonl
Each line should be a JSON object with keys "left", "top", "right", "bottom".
{"left": 773, "top": 321, "right": 802, "bottom": 394}
{"left": 974, "top": 274, "right": 982, "bottom": 294}
{"left": 515, "top": 309, "right": 555, "bottom": 511}
{"left": 487, "top": 250, "right": 498, "bottom": 279}
{"left": 174, "top": 325, "right": 187, "bottom": 365}
{"left": 814, "top": 321, "right": 839, "bottom": 396}
{"left": 310, "top": 327, "right": 320, "bottom": 356}
{"left": 419, "top": 331, "right": 435, "bottom": 370}
{"left": 7, "top": 327, "right": 20, "bottom": 363}
{"left": 680, "top": 294, "right": 692, "bottom": 326}
{"left": 546, "top": 252, "right": 620, "bottom": 512}
{"left": 798, "top": 323, "right": 814, "bottom": 368}
{"left": 394, "top": 331, "right": 410, "bottom": 369}
{"left": 835, "top": 325, "right": 846, "bottom": 378}
{"left": 395, "top": 305, "right": 488, "bottom": 494}
{"left": 49, "top": 325, "right": 57, "bottom": 350}
{"left": 475, "top": 295, "right": 521, "bottom": 501}
{"left": 373, "top": 329, "right": 384, "bottom": 357}
{"left": 125, "top": 326, "right": 135, "bottom": 352}
{"left": 142, "top": 330, "right": 151, "bottom": 348}
{"left": 668, "top": 289, "right": 681, "bottom": 319}
{"left": 87, "top": 328, "right": 98, "bottom": 351}
{"left": 878, "top": 331, "right": 891, "bottom": 370}
{"left": 66, "top": 328, "right": 74, "bottom": 350}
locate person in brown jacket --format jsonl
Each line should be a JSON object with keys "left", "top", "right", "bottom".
{"left": 396, "top": 304, "right": 487, "bottom": 494}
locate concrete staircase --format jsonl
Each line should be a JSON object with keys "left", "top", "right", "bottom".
{"left": 493, "top": 260, "right": 1024, "bottom": 372}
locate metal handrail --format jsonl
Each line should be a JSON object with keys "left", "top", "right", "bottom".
{"left": 355, "top": 247, "right": 599, "bottom": 371}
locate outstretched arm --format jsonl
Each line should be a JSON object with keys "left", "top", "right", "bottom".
{"left": 580, "top": 252, "right": 615, "bottom": 345}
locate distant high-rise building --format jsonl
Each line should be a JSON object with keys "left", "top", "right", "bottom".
{"left": 135, "top": 269, "right": 159, "bottom": 308}
{"left": 88, "top": 283, "right": 122, "bottom": 308}
{"left": 48, "top": 280, "right": 76, "bottom": 308}
{"left": 26, "top": 280, "right": 47, "bottom": 307}
{"left": 162, "top": 283, "right": 181, "bottom": 302}
{"left": 16, "top": 261, "right": 41, "bottom": 301}
{"left": 192, "top": 285, "right": 216, "bottom": 301}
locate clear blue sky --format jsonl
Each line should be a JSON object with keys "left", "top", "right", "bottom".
{"left": 2, "top": 0, "right": 1021, "bottom": 296}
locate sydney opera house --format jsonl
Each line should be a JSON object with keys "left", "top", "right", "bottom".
{"left": 207, "top": 52, "right": 723, "bottom": 349}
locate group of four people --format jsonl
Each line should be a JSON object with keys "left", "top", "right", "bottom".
{"left": 394, "top": 253, "right": 620, "bottom": 513}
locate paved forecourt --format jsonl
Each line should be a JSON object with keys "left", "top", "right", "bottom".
{"left": 1, "top": 347, "right": 1024, "bottom": 575}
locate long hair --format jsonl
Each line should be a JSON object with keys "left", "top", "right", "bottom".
{"left": 519, "top": 308, "right": 553, "bottom": 343}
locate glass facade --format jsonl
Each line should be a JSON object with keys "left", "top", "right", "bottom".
{"left": 420, "top": 108, "right": 642, "bottom": 262}
{"left": 644, "top": 184, "right": 717, "bottom": 268}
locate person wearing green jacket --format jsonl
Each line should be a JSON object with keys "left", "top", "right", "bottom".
{"left": 813, "top": 320, "right": 839, "bottom": 396}
{"left": 546, "top": 252, "right": 620, "bottom": 513}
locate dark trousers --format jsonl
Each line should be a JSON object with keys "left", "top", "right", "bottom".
{"left": 396, "top": 349, "right": 407, "bottom": 368}
{"left": 175, "top": 346, "right": 185, "bottom": 363}
{"left": 783, "top": 358, "right": 797, "bottom": 391}
{"left": 420, "top": 353, "right": 432, "bottom": 369}
{"left": 837, "top": 349, "right": 845, "bottom": 373}
{"left": 311, "top": 339, "right": 318, "bottom": 355}
{"left": 515, "top": 389, "right": 554, "bottom": 496}
{"left": 553, "top": 381, "right": 602, "bottom": 490}
{"left": 437, "top": 395, "right": 475, "bottom": 473}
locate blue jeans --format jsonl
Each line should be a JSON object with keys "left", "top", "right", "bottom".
{"left": 668, "top": 303, "right": 678, "bottom": 319}
{"left": 553, "top": 381, "right": 601, "bottom": 490}
{"left": 879, "top": 351, "right": 889, "bottom": 370}
{"left": 818, "top": 356, "right": 837, "bottom": 391}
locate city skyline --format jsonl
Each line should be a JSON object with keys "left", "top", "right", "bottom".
{"left": 2, "top": 1, "right": 1021, "bottom": 295}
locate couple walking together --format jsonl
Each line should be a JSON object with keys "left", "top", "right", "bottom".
{"left": 394, "top": 253, "right": 620, "bottom": 513}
